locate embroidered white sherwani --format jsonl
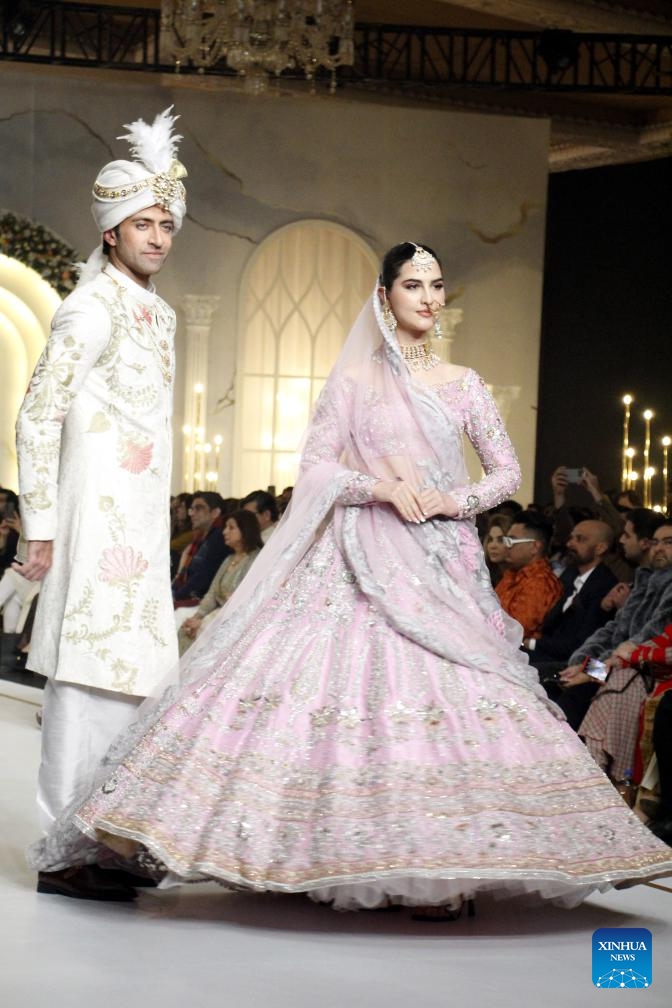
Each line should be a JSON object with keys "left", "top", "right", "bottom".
{"left": 16, "top": 264, "right": 179, "bottom": 828}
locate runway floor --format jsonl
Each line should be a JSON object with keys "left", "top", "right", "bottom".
{"left": 2, "top": 679, "right": 671, "bottom": 1008}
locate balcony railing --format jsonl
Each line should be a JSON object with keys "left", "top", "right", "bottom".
{"left": 2, "top": 3, "right": 672, "bottom": 95}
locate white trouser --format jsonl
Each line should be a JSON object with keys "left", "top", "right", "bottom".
{"left": 37, "top": 678, "right": 143, "bottom": 834}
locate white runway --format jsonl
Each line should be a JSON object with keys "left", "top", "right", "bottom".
{"left": 2, "top": 681, "right": 671, "bottom": 1008}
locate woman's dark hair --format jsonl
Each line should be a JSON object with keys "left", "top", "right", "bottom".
{"left": 175, "top": 492, "right": 193, "bottom": 510}
{"left": 172, "top": 492, "right": 194, "bottom": 535}
{"left": 0, "top": 488, "right": 19, "bottom": 509}
{"left": 227, "top": 509, "right": 264, "bottom": 553}
{"left": 379, "top": 242, "right": 442, "bottom": 291}
{"left": 483, "top": 512, "right": 513, "bottom": 539}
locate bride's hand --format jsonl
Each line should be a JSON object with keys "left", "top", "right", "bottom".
{"left": 418, "top": 488, "right": 459, "bottom": 519}
{"left": 373, "top": 480, "right": 425, "bottom": 523}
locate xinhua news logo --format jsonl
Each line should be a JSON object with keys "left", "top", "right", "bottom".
{"left": 592, "top": 928, "right": 652, "bottom": 988}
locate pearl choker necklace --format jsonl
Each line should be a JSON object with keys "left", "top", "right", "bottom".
{"left": 399, "top": 341, "right": 440, "bottom": 372}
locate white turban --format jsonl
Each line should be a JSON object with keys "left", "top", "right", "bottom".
{"left": 92, "top": 157, "right": 187, "bottom": 233}
{"left": 77, "top": 107, "right": 187, "bottom": 286}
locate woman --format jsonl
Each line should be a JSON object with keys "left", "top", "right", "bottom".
{"left": 31, "top": 243, "right": 672, "bottom": 914}
{"left": 170, "top": 492, "right": 194, "bottom": 579}
{"left": 482, "top": 512, "right": 512, "bottom": 587}
{"left": 178, "top": 511, "right": 262, "bottom": 656}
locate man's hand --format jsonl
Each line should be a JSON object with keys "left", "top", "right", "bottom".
{"left": 13, "top": 540, "right": 53, "bottom": 581}
{"left": 551, "top": 466, "right": 568, "bottom": 507}
{"left": 600, "top": 582, "right": 631, "bottom": 612}
{"left": 581, "top": 467, "right": 602, "bottom": 503}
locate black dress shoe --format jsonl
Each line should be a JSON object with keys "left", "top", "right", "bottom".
{"left": 102, "top": 868, "right": 159, "bottom": 888}
{"left": 37, "top": 865, "right": 138, "bottom": 901}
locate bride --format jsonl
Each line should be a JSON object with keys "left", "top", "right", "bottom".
{"left": 31, "top": 242, "right": 672, "bottom": 914}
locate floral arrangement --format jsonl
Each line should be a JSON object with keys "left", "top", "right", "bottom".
{"left": 0, "top": 209, "right": 78, "bottom": 296}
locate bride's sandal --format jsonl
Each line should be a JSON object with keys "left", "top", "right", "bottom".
{"left": 411, "top": 898, "right": 475, "bottom": 922}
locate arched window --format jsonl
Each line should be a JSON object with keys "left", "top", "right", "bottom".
{"left": 234, "top": 221, "right": 378, "bottom": 495}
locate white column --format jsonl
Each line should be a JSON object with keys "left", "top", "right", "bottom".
{"left": 181, "top": 295, "right": 220, "bottom": 492}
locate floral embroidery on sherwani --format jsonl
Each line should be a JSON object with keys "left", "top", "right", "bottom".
{"left": 16, "top": 267, "right": 178, "bottom": 696}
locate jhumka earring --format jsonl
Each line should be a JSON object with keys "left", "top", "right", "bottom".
{"left": 382, "top": 299, "right": 397, "bottom": 332}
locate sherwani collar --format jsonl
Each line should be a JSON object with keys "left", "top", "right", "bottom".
{"left": 103, "top": 264, "right": 158, "bottom": 305}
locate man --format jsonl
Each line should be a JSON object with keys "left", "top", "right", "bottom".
{"left": 574, "top": 524, "right": 672, "bottom": 779}
{"left": 526, "top": 519, "right": 617, "bottom": 668}
{"left": 550, "top": 465, "right": 633, "bottom": 582}
{"left": 554, "top": 513, "right": 670, "bottom": 729}
{"left": 172, "top": 491, "right": 229, "bottom": 609}
{"left": 15, "top": 108, "right": 187, "bottom": 901}
{"left": 495, "top": 510, "right": 563, "bottom": 640}
{"left": 241, "top": 489, "right": 279, "bottom": 542}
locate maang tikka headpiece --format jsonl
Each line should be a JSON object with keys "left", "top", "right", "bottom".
{"left": 410, "top": 244, "right": 436, "bottom": 272}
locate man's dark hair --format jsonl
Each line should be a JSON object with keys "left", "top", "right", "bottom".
{"left": 495, "top": 499, "right": 523, "bottom": 519}
{"left": 514, "top": 509, "right": 554, "bottom": 552}
{"left": 240, "top": 490, "right": 279, "bottom": 523}
{"left": 626, "top": 507, "right": 667, "bottom": 541}
{"left": 192, "top": 491, "right": 226, "bottom": 513}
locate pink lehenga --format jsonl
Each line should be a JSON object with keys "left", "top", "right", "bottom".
{"left": 29, "top": 291, "right": 672, "bottom": 909}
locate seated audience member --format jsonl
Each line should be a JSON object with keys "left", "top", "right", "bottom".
{"left": 550, "top": 466, "right": 633, "bottom": 582}
{"left": 496, "top": 499, "right": 523, "bottom": 519}
{"left": 178, "top": 510, "right": 263, "bottom": 655}
{"left": 0, "top": 489, "right": 19, "bottom": 574}
{"left": 277, "top": 486, "right": 293, "bottom": 516}
{"left": 527, "top": 520, "right": 617, "bottom": 671}
{"left": 495, "top": 510, "right": 563, "bottom": 640}
{"left": 172, "top": 492, "right": 230, "bottom": 608}
{"left": 221, "top": 497, "right": 240, "bottom": 516}
{"left": 0, "top": 502, "right": 40, "bottom": 669}
{"left": 241, "top": 489, "right": 279, "bottom": 542}
{"left": 482, "top": 512, "right": 512, "bottom": 588}
{"left": 170, "top": 492, "right": 194, "bottom": 578}
{"left": 627, "top": 625, "right": 672, "bottom": 803}
{"left": 549, "top": 509, "right": 665, "bottom": 717}
{"left": 646, "top": 690, "right": 672, "bottom": 845}
{"left": 556, "top": 519, "right": 672, "bottom": 771}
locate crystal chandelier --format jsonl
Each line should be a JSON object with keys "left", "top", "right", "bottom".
{"left": 161, "top": 1, "right": 355, "bottom": 94}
